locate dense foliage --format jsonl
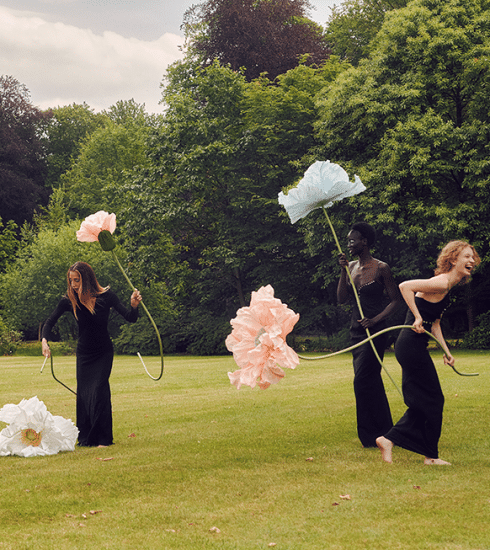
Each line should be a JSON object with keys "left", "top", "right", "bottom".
{"left": 182, "top": 0, "right": 330, "bottom": 80}
{"left": 325, "top": 0, "right": 409, "bottom": 64}
{"left": 313, "top": 0, "right": 490, "bottom": 329}
{"left": 0, "top": 75, "right": 52, "bottom": 226}
{"left": 1, "top": 0, "right": 490, "bottom": 354}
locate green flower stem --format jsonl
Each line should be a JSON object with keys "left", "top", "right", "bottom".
{"left": 298, "top": 324, "right": 479, "bottom": 377}
{"left": 50, "top": 355, "right": 77, "bottom": 395}
{"left": 111, "top": 250, "right": 164, "bottom": 381}
{"left": 322, "top": 207, "right": 402, "bottom": 396}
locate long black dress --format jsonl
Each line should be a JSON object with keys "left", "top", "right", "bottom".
{"left": 42, "top": 290, "right": 138, "bottom": 447}
{"left": 384, "top": 295, "right": 449, "bottom": 459}
{"left": 349, "top": 261, "right": 393, "bottom": 447}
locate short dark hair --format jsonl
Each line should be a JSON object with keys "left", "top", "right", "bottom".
{"left": 351, "top": 222, "right": 376, "bottom": 247}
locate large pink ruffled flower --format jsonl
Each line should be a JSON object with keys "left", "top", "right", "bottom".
{"left": 226, "top": 285, "right": 300, "bottom": 389}
{"left": 76, "top": 211, "right": 117, "bottom": 250}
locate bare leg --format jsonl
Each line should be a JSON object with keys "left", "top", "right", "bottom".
{"left": 424, "top": 457, "right": 451, "bottom": 465}
{"left": 376, "top": 436, "right": 393, "bottom": 463}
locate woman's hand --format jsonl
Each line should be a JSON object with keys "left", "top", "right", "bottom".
{"left": 42, "top": 338, "right": 51, "bottom": 358}
{"left": 131, "top": 289, "right": 143, "bottom": 308}
{"left": 444, "top": 354, "right": 455, "bottom": 367}
{"left": 412, "top": 316, "right": 425, "bottom": 334}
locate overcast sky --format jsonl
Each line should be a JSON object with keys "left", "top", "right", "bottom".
{"left": 0, "top": 0, "right": 337, "bottom": 114}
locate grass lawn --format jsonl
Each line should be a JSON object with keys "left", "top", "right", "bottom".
{"left": 0, "top": 350, "right": 489, "bottom": 550}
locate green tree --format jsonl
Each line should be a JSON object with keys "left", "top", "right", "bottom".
{"left": 61, "top": 117, "right": 153, "bottom": 219}
{"left": 126, "top": 58, "right": 350, "bottom": 353}
{"left": 314, "top": 0, "right": 490, "bottom": 330}
{"left": 325, "top": 0, "right": 408, "bottom": 65}
{"left": 43, "top": 103, "right": 107, "bottom": 189}
{"left": 0, "top": 217, "right": 18, "bottom": 273}
{"left": 0, "top": 220, "right": 134, "bottom": 340}
{"left": 103, "top": 98, "right": 162, "bottom": 127}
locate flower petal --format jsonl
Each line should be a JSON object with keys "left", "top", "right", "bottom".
{"left": 76, "top": 211, "right": 117, "bottom": 242}
{"left": 226, "top": 286, "right": 300, "bottom": 389}
{"left": 278, "top": 160, "right": 366, "bottom": 223}
{"left": 0, "top": 396, "right": 78, "bottom": 457}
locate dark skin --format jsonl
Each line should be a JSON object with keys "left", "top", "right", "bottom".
{"left": 337, "top": 230, "right": 402, "bottom": 329}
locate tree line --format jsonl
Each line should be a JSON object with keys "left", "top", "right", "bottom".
{"left": 1, "top": 0, "right": 490, "bottom": 355}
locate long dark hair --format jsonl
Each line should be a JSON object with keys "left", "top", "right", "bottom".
{"left": 66, "top": 261, "right": 108, "bottom": 318}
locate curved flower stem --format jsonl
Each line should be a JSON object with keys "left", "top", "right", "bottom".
{"left": 298, "top": 324, "right": 479, "bottom": 377}
{"left": 49, "top": 355, "right": 77, "bottom": 395}
{"left": 111, "top": 250, "right": 164, "bottom": 381}
{"left": 322, "top": 207, "right": 402, "bottom": 396}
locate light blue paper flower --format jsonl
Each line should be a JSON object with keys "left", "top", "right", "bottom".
{"left": 278, "top": 160, "right": 366, "bottom": 224}
{"left": 278, "top": 160, "right": 401, "bottom": 396}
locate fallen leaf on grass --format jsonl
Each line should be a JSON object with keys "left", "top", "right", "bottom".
{"left": 413, "top": 486, "right": 421, "bottom": 490}
{"left": 268, "top": 544, "right": 277, "bottom": 547}
{"left": 96, "top": 457, "right": 114, "bottom": 461}
{"left": 65, "top": 514, "right": 76, "bottom": 518}
{"left": 128, "top": 433, "right": 136, "bottom": 438}
{"left": 332, "top": 502, "right": 340, "bottom": 506}
{"left": 90, "top": 510, "right": 102, "bottom": 515}
{"left": 165, "top": 529, "right": 176, "bottom": 533}
{"left": 339, "top": 494, "right": 351, "bottom": 500}
{"left": 209, "top": 526, "right": 221, "bottom": 533}
{"left": 306, "top": 457, "right": 314, "bottom": 461}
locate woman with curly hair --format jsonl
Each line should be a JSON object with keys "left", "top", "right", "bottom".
{"left": 376, "top": 241, "right": 480, "bottom": 465}
{"left": 41, "top": 262, "right": 142, "bottom": 447}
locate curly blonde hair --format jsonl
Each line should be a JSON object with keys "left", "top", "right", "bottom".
{"left": 435, "top": 240, "right": 480, "bottom": 280}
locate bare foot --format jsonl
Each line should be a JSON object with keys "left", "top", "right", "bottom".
{"left": 424, "top": 457, "right": 451, "bottom": 465}
{"left": 97, "top": 445, "right": 108, "bottom": 448}
{"left": 376, "top": 436, "right": 393, "bottom": 463}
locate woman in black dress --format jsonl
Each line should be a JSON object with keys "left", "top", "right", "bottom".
{"left": 42, "top": 262, "right": 142, "bottom": 447}
{"left": 376, "top": 241, "right": 480, "bottom": 465}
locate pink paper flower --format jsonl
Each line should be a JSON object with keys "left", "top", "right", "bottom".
{"left": 76, "top": 210, "right": 116, "bottom": 241}
{"left": 76, "top": 211, "right": 117, "bottom": 250}
{"left": 75, "top": 211, "right": 165, "bottom": 381}
{"left": 226, "top": 285, "right": 300, "bottom": 389}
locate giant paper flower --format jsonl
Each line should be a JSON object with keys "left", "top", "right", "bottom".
{"left": 277, "top": 161, "right": 401, "bottom": 395}
{"left": 226, "top": 285, "right": 300, "bottom": 390}
{"left": 0, "top": 396, "right": 78, "bottom": 457}
{"left": 76, "top": 211, "right": 164, "bottom": 381}
{"left": 76, "top": 210, "right": 117, "bottom": 251}
{"left": 278, "top": 160, "right": 365, "bottom": 224}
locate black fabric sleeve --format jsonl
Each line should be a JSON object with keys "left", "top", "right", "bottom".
{"left": 41, "top": 297, "right": 72, "bottom": 341}
{"left": 107, "top": 290, "right": 139, "bottom": 323}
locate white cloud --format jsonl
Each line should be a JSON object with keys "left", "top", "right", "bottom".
{"left": 0, "top": 7, "right": 185, "bottom": 113}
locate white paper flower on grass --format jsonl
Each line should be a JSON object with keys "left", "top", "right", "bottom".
{"left": 0, "top": 397, "right": 78, "bottom": 457}
{"left": 278, "top": 160, "right": 366, "bottom": 223}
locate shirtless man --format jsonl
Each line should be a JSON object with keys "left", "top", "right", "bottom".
{"left": 337, "top": 222, "right": 402, "bottom": 447}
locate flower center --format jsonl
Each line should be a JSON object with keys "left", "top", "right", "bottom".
{"left": 254, "top": 327, "right": 266, "bottom": 346}
{"left": 21, "top": 428, "right": 42, "bottom": 447}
